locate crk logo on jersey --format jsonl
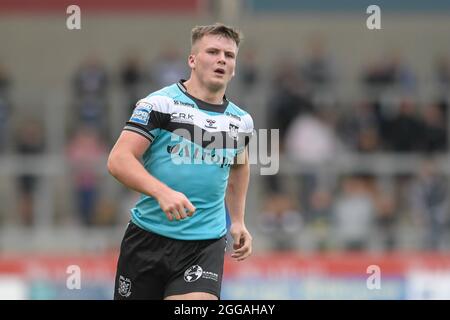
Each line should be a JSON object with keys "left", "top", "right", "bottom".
{"left": 205, "top": 119, "right": 217, "bottom": 129}
{"left": 184, "top": 265, "right": 203, "bottom": 282}
{"left": 118, "top": 275, "right": 132, "bottom": 297}
{"left": 171, "top": 112, "right": 194, "bottom": 123}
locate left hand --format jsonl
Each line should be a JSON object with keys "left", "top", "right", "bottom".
{"left": 229, "top": 223, "right": 252, "bottom": 261}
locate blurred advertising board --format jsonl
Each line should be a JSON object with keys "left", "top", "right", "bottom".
{"left": 1, "top": 252, "right": 450, "bottom": 299}
{"left": 222, "top": 252, "right": 450, "bottom": 300}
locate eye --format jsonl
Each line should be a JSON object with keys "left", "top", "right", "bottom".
{"left": 225, "top": 51, "right": 236, "bottom": 58}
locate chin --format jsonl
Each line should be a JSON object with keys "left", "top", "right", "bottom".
{"left": 208, "top": 79, "right": 227, "bottom": 91}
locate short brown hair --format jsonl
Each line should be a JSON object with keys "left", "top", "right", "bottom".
{"left": 191, "top": 23, "right": 243, "bottom": 48}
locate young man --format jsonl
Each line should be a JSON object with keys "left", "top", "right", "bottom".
{"left": 108, "top": 23, "right": 254, "bottom": 300}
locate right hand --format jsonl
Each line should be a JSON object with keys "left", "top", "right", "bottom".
{"left": 155, "top": 187, "right": 196, "bottom": 221}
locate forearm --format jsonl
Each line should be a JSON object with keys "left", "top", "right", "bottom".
{"left": 225, "top": 162, "right": 250, "bottom": 225}
{"left": 108, "top": 152, "right": 168, "bottom": 199}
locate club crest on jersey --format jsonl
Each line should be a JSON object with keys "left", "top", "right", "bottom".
{"left": 130, "top": 102, "right": 153, "bottom": 125}
{"left": 228, "top": 122, "right": 240, "bottom": 141}
{"left": 118, "top": 275, "right": 132, "bottom": 297}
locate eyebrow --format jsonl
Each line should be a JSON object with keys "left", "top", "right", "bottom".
{"left": 205, "top": 47, "right": 236, "bottom": 56}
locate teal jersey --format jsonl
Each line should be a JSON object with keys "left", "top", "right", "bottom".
{"left": 124, "top": 80, "right": 254, "bottom": 240}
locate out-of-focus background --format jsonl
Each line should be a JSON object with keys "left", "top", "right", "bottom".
{"left": 1, "top": 0, "right": 450, "bottom": 299}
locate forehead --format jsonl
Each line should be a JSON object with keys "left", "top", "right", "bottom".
{"left": 194, "top": 34, "right": 238, "bottom": 52}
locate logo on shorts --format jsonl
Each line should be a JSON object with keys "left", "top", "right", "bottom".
{"left": 184, "top": 265, "right": 203, "bottom": 282}
{"left": 118, "top": 275, "right": 132, "bottom": 297}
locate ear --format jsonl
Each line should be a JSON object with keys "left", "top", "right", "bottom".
{"left": 188, "top": 54, "right": 195, "bottom": 69}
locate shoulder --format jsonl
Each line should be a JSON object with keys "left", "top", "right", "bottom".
{"left": 226, "top": 101, "right": 254, "bottom": 132}
{"left": 136, "top": 83, "right": 182, "bottom": 114}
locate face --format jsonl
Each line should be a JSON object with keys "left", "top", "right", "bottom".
{"left": 189, "top": 34, "right": 238, "bottom": 92}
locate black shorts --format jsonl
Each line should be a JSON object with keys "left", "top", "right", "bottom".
{"left": 114, "top": 221, "right": 226, "bottom": 300}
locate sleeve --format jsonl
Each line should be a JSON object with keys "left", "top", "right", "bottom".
{"left": 237, "top": 113, "right": 254, "bottom": 155}
{"left": 123, "top": 96, "right": 171, "bottom": 143}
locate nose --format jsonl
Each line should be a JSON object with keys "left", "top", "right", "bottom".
{"left": 217, "top": 52, "right": 226, "bottom": 65}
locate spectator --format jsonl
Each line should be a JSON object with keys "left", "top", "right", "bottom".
{"left": 285, "top": 113, "right": 341, "bottom": 165}
{"left": 434, "top": 54, "right": 450, "bottom": 89}
{"left": 238, "top": 47, "right": 259, "bottom": 91}
{"left": 386, "top": 98, "right": 423, "bottom": 152}
{"left": 362, "top": 52, "right": 416, "bottom": 91}
{"left": 72, "top": 56, "right": 109, "bottom": 130}
{"left": 308, "top": 188, "right": 334, "bottom": 251}
{"left": 409, "top": 159, "right": 449, "bottom": 250}
{"left": 284, "top": 110, "right": 342, "bottom": 220}
{"left": 421, "top": 103, "right": 447, "bottom": 153}
{"left": 332, "top": 177, "right": 375, "bottom": 251}
{"left": 0, "top": 63, "right": 12, "bottom": 152}
{"left": 300, "top": 34, "right": 335, "bottom": 89}
{"left": 338, "top": 100, "right": 381, "bottom": 152}
{"left": 73, "top": 55, "right": 109, "bottom": 98}
{"left": 150, "top": 45, "right": 188, "bottom": 88}
{"left": 15, "top": 119, "right": 45, "bottom": 226}
{"left": 120, "top": 52, "right": 146, "bottom": 114}
{"left": 267, "top": 57, "right": 314, "bottom": 149}
{"left": 66, "top": 125, "right": 107, "bottom": 226}
{"left": 258, "top": 193, "right": 302, "bottom": 251}
{"left": 374, "top": 190, "right": 397, "bottom": 251}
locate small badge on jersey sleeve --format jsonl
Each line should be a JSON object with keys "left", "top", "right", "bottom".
{"left": 130, "top": 101, "right": 153, "bottom": 125}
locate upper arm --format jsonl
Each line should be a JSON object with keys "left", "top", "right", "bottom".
{"left": 231, "top": 148, "right": 248, "bottom": 169}
{"left": 232, "top": 147, "right": 249, "bottom": 169}
{"left": 110, "top": 130, "right": 151, "bottom": 159}
{"left": 112, "top": 95, "right": 171, "bottom": 159}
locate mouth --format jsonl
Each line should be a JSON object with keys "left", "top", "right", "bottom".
{"left": 214, "top": 68, "right": 225, "bottom": 76}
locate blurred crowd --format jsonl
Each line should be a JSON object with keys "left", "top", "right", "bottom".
{"left": 1, "top": 38, "right": 450, "bottom": 252}
{"left": 256, "top": 39, "right": 450, "bottom": 252}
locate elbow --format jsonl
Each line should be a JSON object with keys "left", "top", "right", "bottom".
{"left": 226, "top": 179, "right": 236, "bottom": 194}
{"left": 107, "top": 152, "right": 118, "bottom": 177}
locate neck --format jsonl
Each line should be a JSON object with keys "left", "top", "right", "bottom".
{"left": 183, "top": 76, "right": 226, "bottom": 105}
